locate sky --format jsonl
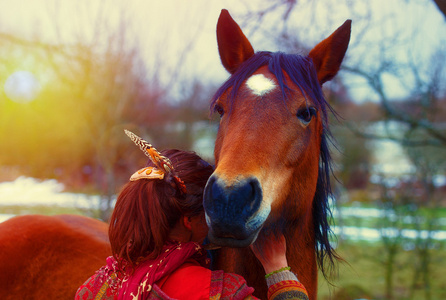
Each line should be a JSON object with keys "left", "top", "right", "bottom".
{"left": 1, "top": 0, "right": 444, "bottom": 103}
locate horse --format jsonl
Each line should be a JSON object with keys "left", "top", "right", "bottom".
{"left": 203, "top": 10, "right": 351, "bottom": 299}
{"left": 0, "top": 214, "right": 111, "bottom": 299}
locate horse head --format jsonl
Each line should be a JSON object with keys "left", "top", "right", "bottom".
{"left": 204, "top": 9, "right": 351, "bottom": 251}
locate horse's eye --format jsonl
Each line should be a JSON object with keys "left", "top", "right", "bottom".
{"left": 297, "top": 107, "right": 317, "bottom": 124}
{"left": 214, "top": 104, "right": 225, "bottom": 117}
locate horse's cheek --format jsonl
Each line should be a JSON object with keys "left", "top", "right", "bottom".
{"left": 283, "top": 126, "right": 313, "bottom": 166}
{"left": 213, "top": 129, "right": 226, "bottom": 164}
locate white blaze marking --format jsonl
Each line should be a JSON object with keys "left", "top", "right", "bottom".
{"left": 246, "top": 74, "right": 276, "bottom": 96}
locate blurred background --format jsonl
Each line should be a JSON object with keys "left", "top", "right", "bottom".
{"left": 0, "top": 0, "right": 445, "bottom": 299}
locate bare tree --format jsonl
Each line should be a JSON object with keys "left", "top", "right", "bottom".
{"left": 0, "top": 1, "right": 216, "bottom": 220}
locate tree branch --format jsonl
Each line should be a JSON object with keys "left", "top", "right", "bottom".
{"left": 345, "top": 121, "right": 443, "bottom": 147}
{"left": 343, "top": 65, "right": 446, "bottom": 145}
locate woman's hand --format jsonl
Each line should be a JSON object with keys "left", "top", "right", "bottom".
{"left": 250, "top": 232, "right": 288, "bottom": 274}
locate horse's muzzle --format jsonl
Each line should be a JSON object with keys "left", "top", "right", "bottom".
{"left": 203, "top": 174, "right": 266, "bottom": 247}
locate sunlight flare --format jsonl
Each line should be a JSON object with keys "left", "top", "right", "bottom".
{"left": 4, "top": 71, "right": 41, "bottom": 103}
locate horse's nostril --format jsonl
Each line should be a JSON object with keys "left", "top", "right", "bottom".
{"left": 248, "top": 179, "right": 261, "bottom": 210}
{"left": 237, "top": 178, "right": 261, "bottom": 213}
{"left": 211, "top": 179, "right": 225, "bottom": 203}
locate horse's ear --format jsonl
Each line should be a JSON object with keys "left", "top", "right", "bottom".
{"left": 217, "top": 9, "right": 255, "bottom": 74}
{"left": 309, "top": 20, "right": 351, "bottom": 85}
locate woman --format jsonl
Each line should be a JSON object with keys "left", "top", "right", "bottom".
{"left": 75, "top": 130, "right": 308, "bottom": 300}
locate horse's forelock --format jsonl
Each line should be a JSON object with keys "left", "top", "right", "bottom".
{"left": 211, "top": 52, "right": 329, "bottom": 121}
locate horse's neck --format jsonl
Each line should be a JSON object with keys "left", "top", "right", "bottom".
{"left": 286, "top": 220, "right": 317, "bottom": 300}
{"left": 214, "top": 219, "right": 317, "bottom": 299}
{"left": 214, "top": 246, "right": 267, "bottom": 298}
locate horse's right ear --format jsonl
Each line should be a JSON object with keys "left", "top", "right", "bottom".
{"left": 309, "top": 20, "right": 351, "bottom": 85}
{"left": 217, "top": 9, "right": 255, "bottom": 74}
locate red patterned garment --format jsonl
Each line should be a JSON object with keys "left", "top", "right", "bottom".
{"left": 75, "top": 241, "right": 253, "bottom": 300}
{"left": 157, "top": 261, "right": 254, "bottom": 300}
{"left": 75, "top": 240, "right": 309, "bottom": 299}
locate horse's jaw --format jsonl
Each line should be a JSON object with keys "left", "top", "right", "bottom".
{"left": 206, "top": 226, "right": 261, "bottom": 248}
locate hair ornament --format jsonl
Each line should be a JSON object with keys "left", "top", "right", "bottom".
{"left": 129, "top": 167, "right": 164, "bottom": 181}
{"left": 124, "top": 129, "right": 187, "bottom": 193}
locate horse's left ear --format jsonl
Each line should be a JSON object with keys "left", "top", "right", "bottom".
{"left": 217, "top": 9, "right": 255, "bottom": 74}
{"left": 309, "top": 20, "right": 352, "bottom": 85}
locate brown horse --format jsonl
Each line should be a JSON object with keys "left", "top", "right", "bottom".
{"left": 204, "top": 10, "right": 351, "bottom": 299}
{"left": 0, "top": 214, "right": 110, "bottom": 299}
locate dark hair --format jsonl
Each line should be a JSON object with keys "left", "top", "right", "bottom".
{"left": 108, "top": 149, "right": 214, "bottom": 267}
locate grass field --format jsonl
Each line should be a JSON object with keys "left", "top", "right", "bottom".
{"left": 1, "top": 203, "right": 445, "bottom": 299}
{"left": 317, "top": 240, "right": 446, "bottom": 300}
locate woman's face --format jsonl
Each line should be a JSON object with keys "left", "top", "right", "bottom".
{"left": 189, "top": 213, "right": 209, "bottom": 245}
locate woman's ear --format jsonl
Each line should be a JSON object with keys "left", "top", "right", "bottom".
{"left": 183, "top": 216, "right": 192, "bottom": 231}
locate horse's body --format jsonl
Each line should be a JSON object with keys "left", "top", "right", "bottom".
{"left": 0, "top": 214, "right": 110, "bottom": 299}
{"left": 204, "top": 10, "right": 351, "bottom": 299}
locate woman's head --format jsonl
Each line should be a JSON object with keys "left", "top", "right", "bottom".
{"left": 109, "top": 149, "right": 214, "bottom": 266}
